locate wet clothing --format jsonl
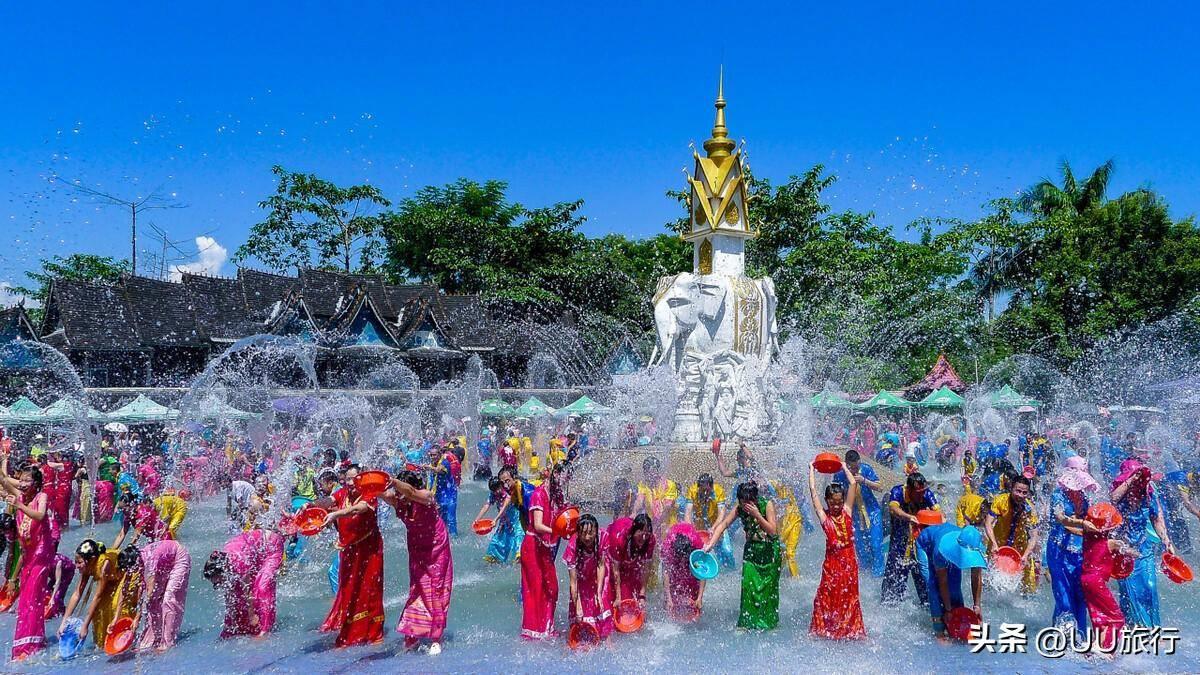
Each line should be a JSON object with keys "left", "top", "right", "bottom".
{"left": 810, "top": 510, "right": 865, "bottom": 639}
{"left": 736, "top": 498, "right": 781, "bottom": 630}
{"left": 566, "top": 528, "right": 614, "bottom": 635}
{"left": 394, "top": 499, "right": 453, "bottom": 642}
{"left": 520, "top": 485, "right": 559, "bottom": 640}
{"left": 1047, "top": 488, "right": 1089, "bottom": 632}
{"left": 833, "top": 466, "right": 885, "bottom": 577}
{"left": 988, "top": 493, "right": 1039, "bottom": 593}
{"left": 320, "top": 489, "right": 385, "bottom": 646}
{"left": 881, "top": 486, "right": 937, "bottom": 605}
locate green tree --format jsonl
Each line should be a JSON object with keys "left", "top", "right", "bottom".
{"left": 233, "top": 166, "right": 390, "bottom": 274}
{"left": 13, "top": 254, "right": 131, "bottom": 323}
{"left": 999, "top": 187, "right": 1200, "bottom": 363}
{"left": 1018, "top": 159, "right": 1114, "bottom": 217}
{"left": 382, "top": 178, "right": 587, "bottom": 304}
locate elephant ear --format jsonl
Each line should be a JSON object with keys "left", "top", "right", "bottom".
{"left": 652, "top": 274, "right": 680, "bottom": 306}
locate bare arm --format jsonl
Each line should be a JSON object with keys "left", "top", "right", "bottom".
{"left": 568, "top": 567, "right": 581, "bottom": 615}
{"left": 531, "top": 508, "right": 553, "bottom": 536}
{"left": 79, "top": 566, "right": 112, "bottom": 635}
{"left": 1153, "top": 509, "right": 1174, "bottom": 554}
{"left": 756, "top": 500, "right": 778, "bottom": 536}
{"left": 58, "top": 576, "right": 89, "bottom": 635}
{"left": 1110, "top": 478, "right": 1132, "bottom": 503}
{"left": 983, "top": 512, "right": 999, "bottom": 550}
{"left": 390, "top": 479, "right": 435, "bottom": 507}
{"left": 970, "top": 567, "right": 983, "bottom": 615}
{"left": 844, "top": 464, "right": 859, "bottom": 514}
{"left": 7, "top": 494, "right": 46, "bottom": 521}
{"left": 631, "top": 491, "right": 646, "bottom": 517}
{"left": 808, "top": 465, "right": 827, "bottom": 524}
{"left": 714, "top": 452, "right": 735, "bottom": 479}
{"left": 701, "top": 504, "right": 740, "bottom": 551}
{"left": 495, "top": 495, "right": 512, "bottom": 522}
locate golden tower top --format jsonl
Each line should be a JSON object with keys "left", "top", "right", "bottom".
{"left": 702, "top": 65, "right": 736, "bottom": 161}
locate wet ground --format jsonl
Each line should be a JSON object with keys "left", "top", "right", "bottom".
{"left": 3, "top": 480, "right": 1199, "bottom": 673}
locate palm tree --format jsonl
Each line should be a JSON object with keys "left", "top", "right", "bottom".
{"left": 1018, "top": 159, "right": 1115, "bottom": 217}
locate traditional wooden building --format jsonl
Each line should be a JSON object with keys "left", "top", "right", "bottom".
{"left": 33, "top": 269, "right": 502, "bottom": 389}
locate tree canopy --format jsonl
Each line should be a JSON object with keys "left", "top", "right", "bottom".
{"left": 220, "top": 159, "right": 1200, "bottom": 391}
{"left": 233, "top": 165, "right": 390, "bottom": 274}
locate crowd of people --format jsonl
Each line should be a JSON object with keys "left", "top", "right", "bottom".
{"left": 0, "top": 409, "right": 1195, "bottom": 662}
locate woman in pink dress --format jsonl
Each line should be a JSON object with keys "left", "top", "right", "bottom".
{"left": 1081, "top": 503, "right": 1133, "bottom": 652}
{"left": 45, "top": 553, "right": 76, "bottom": 619}
{"left": 605, "top": 513, "right": 655, "bottom": 605}
{"left": 519, "top": 465, "right": 566, "bottom": 640}
{"left": 116, "top": 539, "right": 191, "bottom": 651}
{"left": 204, "top": 528, "right": 284, "bottom": 638}
{"left": 138, "top": 456, "right": 162, "bottom": 497}
{"left": 660, "top": 521, "right": 704, "bottom": 622}
{"left": 565, "top": 514, "right": 614, "bottom": 637}
{"left": 382, "top": 471, "right": 453, "bottom": 654}
{"left": 1, "top": 463, "right": 54, "bottom": 660}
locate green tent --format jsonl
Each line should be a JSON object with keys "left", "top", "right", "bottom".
{"left": 811, "top": 391, "right": 855, "bottom": 409}
{"left": 105, "top": 394, "right": 180, "bottom": 423}
{"left": 479, "top": 398, "right": 515, "bottom": 417}
{"left": 918, "top": 386, "right": 965, "bottom": 409}
{"left": 857, "top": 390, "right": 912, "bottom": 410}
{"left": 0, "top": 396, "right": 45, "bottom": 425}
{"left": 989, "top": 385, "right": 1041, "bottom": 409}
{"left": 515, "top": 396, "right": 556, "bottom": 418}
{"left": 40, "top": 397, "right": 106, "bottom": 423}
{"left": 559, "top": 395, "right": 614, "bottom": 416}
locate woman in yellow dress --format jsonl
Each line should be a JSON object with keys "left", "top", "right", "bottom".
{"left": 58, "top": 539, "right": 140, "bottom": 647}
{"left": 771, "top": 480, "right": 804, "bottom": 578}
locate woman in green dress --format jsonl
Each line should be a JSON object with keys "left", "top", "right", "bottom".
{"left": 703, "top": 481, "right": 781, "bottom": 629}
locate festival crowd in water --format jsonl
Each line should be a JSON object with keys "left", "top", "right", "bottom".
{"left": 0, "top": 408, "right": 1194, "bottom": 661}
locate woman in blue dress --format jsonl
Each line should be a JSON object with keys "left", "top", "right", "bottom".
{"left": 1111, "top": 458, "right": 1176, "bottom": 627}
{"left": 1046, "top": 456, "right": 1097, "bottom": 634}
{"left": 477, "top": 476, "right": 523, "bottom": 564}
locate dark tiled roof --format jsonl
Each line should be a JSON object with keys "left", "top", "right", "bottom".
{"left": 238, "top": 269, "right": 299, "bottom": 319}
{"left": 0, "top": 305, "right": 37, "bottom": 342}
{"left": 44, "top": 279, "right": 143, "bottom": 350}
{"left": 298, "top": 269, "right": 353, "bottom": 318}
{"left": 432, "top": 295, "right": 493, "bottom": 349}
{"left": 120, "top": 276, "right": 207, "bottom": 347}
{"left": 181, "top": 273, "right": 260, "bottom": 340}
{"left": 35, "top": 269, "right": 483, "bottom": 356}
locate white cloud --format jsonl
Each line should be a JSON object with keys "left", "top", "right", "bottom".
{"left": 0, "top": 282, "right": 39, "bottom": 309}
{"left": 169, "top": 236, "right": 228, "bottom": 281}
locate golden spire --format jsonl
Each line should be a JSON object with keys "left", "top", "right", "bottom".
{"left": 703, "top": 65, "right": 736, "bottom": 160}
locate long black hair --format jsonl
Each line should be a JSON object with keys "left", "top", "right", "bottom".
{"left": 576, "top": 514, "right": 600, "bottom": 557}
{"left": 628, "top": 513, "right": 652, "bottom": 557}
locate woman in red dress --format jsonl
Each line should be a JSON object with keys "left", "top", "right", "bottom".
{"left": 320, "top": 465, "right": 385, "bottom": 646}
{"left": 519, "top": 465, "right": 566, "bottom": 640}
{"left": 808, "top": 458, "right": 866, "bottom": 639}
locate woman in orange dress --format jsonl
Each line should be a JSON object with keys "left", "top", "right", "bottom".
{"left": 319, "top": 465, "right": 385, "bottom": 646}
{"left": 808, "top": 458, "right": 866, "bottom": 640}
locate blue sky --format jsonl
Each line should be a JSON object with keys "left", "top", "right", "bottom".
{"left": 2, "top": 2, "right": 1198, "bottom": 301}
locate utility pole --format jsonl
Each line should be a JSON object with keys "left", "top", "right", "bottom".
{"left": 49, "top": 175, "right": 186, "bottom": 276}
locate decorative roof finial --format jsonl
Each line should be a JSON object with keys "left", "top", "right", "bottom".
{"left": 703, "top": 65, "right": 735, "bottom": 160}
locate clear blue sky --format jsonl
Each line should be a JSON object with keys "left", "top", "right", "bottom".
{"left": 2, "top": 2, "right": 1198, "bottom": 299}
